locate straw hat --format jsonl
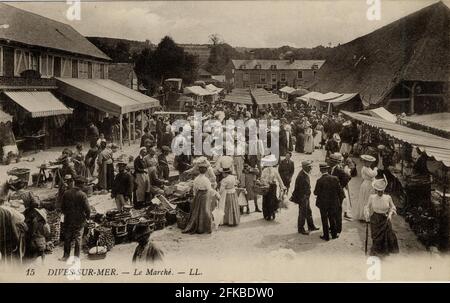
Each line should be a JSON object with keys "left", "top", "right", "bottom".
{"left": 329, "top": 153, "right": 343, "bottom": 164}
{"left": 361, "top": 154, "right": 376, "bottom": 162}
{"left": 319, "top": 162, "right": 330, "bottom": 170}
{"left": 35, "top": 208, "right": 47, "bottom": 222}
{"left": 301, "top": 160, "right": 313, "bottom": 168}
{"left": 372, "top": 178, "right": 387, "bottom": 191}
{"left": 261, "top": 154, "right": 278, "bottom": 167}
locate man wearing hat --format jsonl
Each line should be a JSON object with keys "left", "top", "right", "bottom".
{"left": 132, "top": 222, "right": 164, "bottom": 263}
{"left": 112, "top": 161, "right": 134, "bottom": 211}
{"left": 278, "top": 152, "right": 295, "bottom": 192}
{"left": 291, "top": 160, "right": 319, "bottom": 235}
{"left": 329, "top": 153, "right": 352, "bottom": 228}
{"left": 60, "top": 175, "right": 91, "bottom": 261}
{"left": 314, "top": 163, "right": 345, "bottom": 241}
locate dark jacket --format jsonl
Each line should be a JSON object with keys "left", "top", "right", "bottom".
{"left": 290, "top": 170, "right": 311, "bottom": 204}
{"left": 314, "top": 173, "right": 344, "bottom": 210}
{"left": 331, "top": 165, "right": 351, "bottom": 188}
{"left": 279, "top": 130, "right": 293, "bottom": 156}
{"left": 158, "top": 154, "right": 170, "bottom": 180}
{"left": 134, "top": 156, "right": 147, "bottom": 174}
{"left": 278, "top": 159, "right": 295, "bottom": 184}
{"left": 112, "top": 171, "right": 134, "bottom": 199}
{"left": 61, "top": 188, "right": 90, "bottom": 227}
{"left": 325, "top": 139, "right": 340, "bottom": 155}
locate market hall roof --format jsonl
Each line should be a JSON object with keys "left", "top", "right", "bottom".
{"left": 56, "top": 78, "right": 160, "bottom": 116}
{"left": 4, "top": 91, "right": 73, "bottom": 118}
{"left": 222, "top": 88, "right": 253, "bottom": 105}
{"left": 231, "top": 59, "right": 325, "bottom": 70}
{"left": 341, "top": 110, "right": 450, "bottom": 168}
{"left": 0, "top": 3, "right": 110, "bottom": 61}
{"left": 251, "top": 88, "right": 287, "bottom": 105}
{"left": 311, "top": 2, "right": 450, "bottom": 106}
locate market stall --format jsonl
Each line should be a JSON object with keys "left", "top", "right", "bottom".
{"left": 342, "top": 110, "right": 450, "bottom": 251}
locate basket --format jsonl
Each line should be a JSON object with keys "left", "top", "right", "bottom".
{"left": 47, "top": 210, "right": 61, "bottom": 244}
{"left": 176, "top": 209, "right": 189, "bottom": 230}
{"left": 253, "top": 183, "right": 270, "bottom": 196}
{"left": 88, "top": 244, "right": 107, "bottom": 260}
{"left": 7, "top": 167, "right": 31, "bottom": 185}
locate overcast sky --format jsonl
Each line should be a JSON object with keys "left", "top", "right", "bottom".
{"left": 8, "top": 0, "right": 448, "bottom": 48}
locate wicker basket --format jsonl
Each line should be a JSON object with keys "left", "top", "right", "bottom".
{"left": 47, "top": 210, "right": 61, "bottom": 244}
{"left": 176, "top": 209, "right": 189, "bottom": 230}
{"left": 7, "top": 167, "right": 31, "bottom": 186}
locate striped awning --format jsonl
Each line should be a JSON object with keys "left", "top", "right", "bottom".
{"left": 56, "top": 78, "right": 160, "bottom": 116}
{"left": 4, "top": 91, "right": 72, "bottom": 118}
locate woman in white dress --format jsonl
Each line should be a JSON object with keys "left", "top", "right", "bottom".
{"left": 260, "top": 155, "right": 286, "bottom": 220}
{"left": 354, "top": 155, "right": 378, "bottom": 221}
{"left": 364, "top": 178, "right": 399, "bottom": 256}
{"left": 304, "top": 122, "right": 314, "bottom": 154}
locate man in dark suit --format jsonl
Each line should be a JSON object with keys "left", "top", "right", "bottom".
{"left": 291, "top": 160, "right": 319, "bottom": 235}
{"left": 278, "top": 152, "right": 295, "bottom": 191}
{"left": 329, "top": 153, "right": 352, "bottom": 233}
{"left": 314, "top": 163, "right": 345, "bottom": 241}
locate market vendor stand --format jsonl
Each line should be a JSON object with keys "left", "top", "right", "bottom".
{"left": 342, "top": 110, "right": 450, "bottom": 251}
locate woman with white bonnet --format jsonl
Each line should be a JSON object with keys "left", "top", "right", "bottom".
{"left": 354, "top": 155, "right": 378, "bottom": 221}
{"left": 260, "top": 154, "right": 286, "bottom": 220}
{"left": 303, "top": 121, "right": 314, "bottom": 154}
{"left": 364, "top": 177, "right": 399, "bottom": 256}
{"left": 183, "top": 157, "right": 220, "bottom": 234}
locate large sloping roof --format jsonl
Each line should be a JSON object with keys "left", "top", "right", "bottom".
{"left": 223, "top": 88, "right": 253, "bottom": 105}
{"left": 251, "top": 88, "right": 286, "bottom": 105}
{"left": 0, "top": 3, "right": 110, "bottom": 61}
{"left": 231, "top": 59, "right": 325, "bottom": 70}
{"left": 312, "top": 2, "right": 450, "bottom": 106}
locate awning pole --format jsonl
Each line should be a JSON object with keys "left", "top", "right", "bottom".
{"left": 128, "top": 114, "right": 131, "bottom": 146}
{"left": 119, "top": 114, "right": 123, "bottom": 149}
{"left": 141, "top": 110, "right": 144, "bottom": 138}
{"left": 132, "top": 111, "right": 136, "bottom": 144}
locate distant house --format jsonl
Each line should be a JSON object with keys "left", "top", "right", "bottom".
{"left": 225, "top": 59, "right": 325, "bottom": 90}
{"left": 108, "top": 63, "right": 138, "bottom": 90}
{"left": 198, "top": 68, "right": 212, "bottom": 81}
{"left": 312, "top": 2, "right": 450, "bottom": 114}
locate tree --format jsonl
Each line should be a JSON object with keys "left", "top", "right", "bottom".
{"left": 134, "top": 36, "right": 199, "bottom": 94}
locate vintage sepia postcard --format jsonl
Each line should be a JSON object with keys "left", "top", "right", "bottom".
{"left": 0, "top": 0, "right": 449, "bottom": 285}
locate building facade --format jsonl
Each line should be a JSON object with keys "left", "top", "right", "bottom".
{"left": 226, "top": 59, "right": 325, "bottom": 90}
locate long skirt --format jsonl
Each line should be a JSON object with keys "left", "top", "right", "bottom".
{"left": 97, "top": 162, "right": 113, "bottom": 190}
{"left": 244, "top": 173, "right": 257, "bottom": 202}
{"left": 262, "top": 183, "right": 279, "bottom": 219}
{"left": 354, "top": 180, "right": 374, "bottom": 220}
{"left": 183, "top": 190, "right": 212, "bottom": 234}
{"left": 223, "top": 193, "right": 240, "bottom": 226}
{"left": 295, "top": 134, "right": 305, "bottom": 152}
{"left": 314, "top": 130, "right": 322, "bottom": 148}
{"left": 370, "top": 213, "right": 399, "bottom": 256}
{"left": 304, "top": 135, "right": 314, "bottom": 154}
{"left": 135, "top": 173, "right": 150, "bottom": 202}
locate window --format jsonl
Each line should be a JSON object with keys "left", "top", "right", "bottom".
{"left": 255, "top": 64, "right": 261, "bottom": 69}
{"left": 260, "top": 73, "right": 266, "bottom": 83}
{"left": 243, "top": 72, "right": 249, "bottom": 81}
{"left": 270, "top": 64, "right": 277, "bottom": 69}
{"left": 61, "top": 57, "right": 72, "bottom": 78}
{"left": 40, "top": 54, "right": 54, "bottom": 78}
{"left": 72, "top": 59, "right": 78, "bottom": 78}
{"left": 312, "top": 63, "right": 319, "bottom": 70}
{"left": 88, "top": 62, "right": 92, "bottom": 78}
{"left": 297, "top": 71, "right": 303, "bottom": 79}
{"left": 280, "top": 73, "right": 286, "bottom": 82}
{"left": 14, "top": 49, "right": 40, "bottom": 76}
{"left": 240, "top": 64, "right": 246, "bottom": 69}
{"left": 78, "top": 61, "right": 89, "bottom": 78}
{"left": 271, "top": 73, "right": 277, "bottom": 82}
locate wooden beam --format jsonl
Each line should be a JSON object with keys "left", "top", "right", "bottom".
{"left": 401, "top": 83, "right": 412, "bottom": 92}
{"left": 119, "top": 114, "right": 123, "bottom": 149}
{"left": 416, "top": 93, "right": 444, "bottom": 97}
{"left": 410, "top": 82, "right": 417, "bottom": 114}
{"left": 141, "top": 110, "right": 144, "bottom": 138}
{"left": 128, "top": 114, "right": 131, "bottom": 146}
{"left": 388, "top": 98, "right": 410, "bottom": 102}
{"left": 132, "top": 111, "right": 136, "bottom": 143}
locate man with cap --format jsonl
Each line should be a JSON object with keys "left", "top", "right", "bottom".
{"left": 278, "top": 152, "right": 295, "bottom": 191}
{"left": 60, "top": 175, "right": 90, "bottom": 261}
{"left": 132, "top": 221, "right": 164, "bottom": 263}
{"left": 329, "top": 153, "right": 352, "bottom": 230}
{"left": 112, "top": 161, "right": 134, "bottom": 211}
{"left": 291, "top": 160, "right": 319, "bottom": 235}
{"left": 314, "top": 163, "right": 345, "bottom": 241}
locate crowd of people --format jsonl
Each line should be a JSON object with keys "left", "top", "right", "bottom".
{"left": 1, "top": 99, "right": 405, "bottom": 264}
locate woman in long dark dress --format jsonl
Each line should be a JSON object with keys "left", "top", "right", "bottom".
{"left": 295, "top": 124, "right": 305, "bottom": 153}
{"left": 260, "top": 155, "right": 286, "bottom": 221}
{"left": 183, "top": 158, "right": 219, "bottom": 234}
{"left": 364, "top": 178, "right": 399, "bottom": 257}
